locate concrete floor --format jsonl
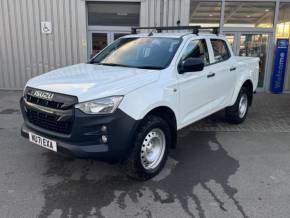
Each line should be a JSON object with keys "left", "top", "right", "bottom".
{"left": 0, "top": 91, "right": 290, "bottom": 218}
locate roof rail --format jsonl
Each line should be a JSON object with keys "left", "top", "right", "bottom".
{"left": 131, "top": 26, "right": 220, "bottom": 35}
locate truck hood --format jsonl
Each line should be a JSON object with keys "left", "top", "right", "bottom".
{"left": 26, "top": 63, "right": 159, "bottom": 102}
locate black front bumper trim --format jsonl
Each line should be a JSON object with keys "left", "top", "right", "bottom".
{"left": 20, "top": 97, "right": 140, "bottom": 160}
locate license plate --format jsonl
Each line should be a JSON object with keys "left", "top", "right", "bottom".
{"left": 29, "top": 132, "right": 57, "bottom": 152}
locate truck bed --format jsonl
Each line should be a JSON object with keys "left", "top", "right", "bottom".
{"left": 234, "top": 56, "right": 260, "bottom": 91}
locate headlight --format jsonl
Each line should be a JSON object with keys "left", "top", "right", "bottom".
{"left": 75, "top": 96, "right": 123, "bottom": 114}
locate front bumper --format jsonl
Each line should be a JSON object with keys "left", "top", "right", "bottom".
{"left": 20, "top": 97, "right": 140, "bottom": 160}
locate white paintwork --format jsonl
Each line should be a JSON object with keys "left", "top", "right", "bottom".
{"left": 26, "top": 63, "right": 159, "bottom": 102}
{"left": 25, "top": 33, "right": 259, "bottom": 130}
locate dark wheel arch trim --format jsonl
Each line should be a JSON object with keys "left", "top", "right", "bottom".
{"left": 140, "top": 106, "right": 177, "bottom": 149}
{"left": 242, "top": 80, "right": 254, "bottom": 106}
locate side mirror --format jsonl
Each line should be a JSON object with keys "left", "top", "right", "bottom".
{"left": 178, "top": 57, "right": 205, "bottom": 74}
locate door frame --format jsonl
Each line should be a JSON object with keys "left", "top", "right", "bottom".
{"left": 223, "top": 30, "right": 274, "bottom": 92}
{"left": 87, "top": 30, "right": 109, "bottom": 58}
{"left": 87, "top": 26, "right": 132, "bottom": 59}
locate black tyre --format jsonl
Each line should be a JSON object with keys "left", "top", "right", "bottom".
{"left": 225, "top": 87, "right": 250, "bottom": 124}
{"left": 123, "top": 115, "right": 171, "bottom": 181}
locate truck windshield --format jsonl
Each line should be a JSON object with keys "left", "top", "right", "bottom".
{"left": 91, "top": 37, "right": 181, "bottom": 69}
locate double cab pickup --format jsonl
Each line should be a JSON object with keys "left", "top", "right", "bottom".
{"left": 20, "top": 26, "right": 259, "bottom": 180}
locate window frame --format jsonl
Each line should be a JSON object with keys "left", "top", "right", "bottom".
{"left": 87, "top": 1, "right": 140, "bottom": 27}
{"left": 209, "top": 38, "right": 232, "bottom": 64}
{"left": 177, "top": 38, "right": 211, "bottom": 69}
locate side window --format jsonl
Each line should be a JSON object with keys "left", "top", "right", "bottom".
{"left": 210, "top": 39, "right": 231, "bottom": 62}
{"left": 181, "top": 39, "right": 210, "bottom": 66}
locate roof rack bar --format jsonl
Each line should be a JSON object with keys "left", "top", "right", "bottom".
{"left": 131, "top": 26, "right": 220, "bottom": 35}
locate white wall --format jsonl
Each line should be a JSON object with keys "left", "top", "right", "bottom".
{"left": 0, "top": 0, "right": 190, "bottom": 89}
{"left": 0, "top": 0, "right": 87, "bottom": 89}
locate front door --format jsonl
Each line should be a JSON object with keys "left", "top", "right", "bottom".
{"left": 178, "top": 38, "right": 215, "bottom": 127}
{"left": 88, "top": 31, "right": 130, "bottom": 58}
{"left": 224, "top": 32, "right": 271, "bottom": 90}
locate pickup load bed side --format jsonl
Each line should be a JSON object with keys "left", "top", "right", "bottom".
{"left": 229, "top": 56, "right": 259, "bottom": 106}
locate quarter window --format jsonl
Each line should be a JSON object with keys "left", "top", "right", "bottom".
{"left": 210, "top": 39, "right": 231, "bottom": 62}
{"left": 181, "top": 39, "right": 210, "bottom": 65}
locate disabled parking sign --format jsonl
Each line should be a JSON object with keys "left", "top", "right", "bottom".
{"left": 41, "top": 21, "right": 52, "bottom": 34}
{"left": 271, "top": 39, "right": 289, "bottom": 94}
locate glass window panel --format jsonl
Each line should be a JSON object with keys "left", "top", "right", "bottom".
{"left": 88, "top": 2, "right": 140, "bottom": 26}
{"left": 225, "top": 34, "right": 235, "bottom": 50}
{"left": 276, "top": 3, "right": 290, "bottom": 90}
{"left": 91, "top": 33, "right": 108, "bottom": 58}
{"left": 210, "top": 39, "right": 231, "bottom": 62}
{"left": 190, "top": 1, "right": 221, "bottom": 27}
{"left": 181, "top": 40, "right": 210, "bottom": 65}
{"left": 224, "top": 2, "right": 275, "bottom": 28}
{"left": 239, "top": 34, "right": 269, "bottom": 87}
{"left": 92, "top": 38, "right": 181, "bottom": 69}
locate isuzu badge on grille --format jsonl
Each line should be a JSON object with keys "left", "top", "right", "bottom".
{"left": 33, "top": 90, "right": 54, "bottom": 101}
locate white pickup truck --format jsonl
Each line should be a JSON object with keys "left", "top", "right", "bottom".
{"left": 20, "top": 26, "right": 259, "bottom": 180}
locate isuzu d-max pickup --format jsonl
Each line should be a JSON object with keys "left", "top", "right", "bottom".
{"left": 20, "top": 26, "right": 259, "bottom": 180}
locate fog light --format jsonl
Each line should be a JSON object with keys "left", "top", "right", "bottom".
{"left": 101, "top": 125, "right": 107, "bottom": 132}
{"left": 101, "top": 135, "right": 108, "bottom": 143}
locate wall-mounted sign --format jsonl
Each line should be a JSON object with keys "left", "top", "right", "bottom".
{"left": 271, "top": 38, "right": 289, "bottom": 94}
{"left": 41, "top": 21, "right": 52, "bottom": 34}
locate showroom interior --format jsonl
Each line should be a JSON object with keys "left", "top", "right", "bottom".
{"left": 0, "top": 0, "right": 290, "bottom": 92}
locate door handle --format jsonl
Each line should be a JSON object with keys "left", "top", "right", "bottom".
{"left": 207, "top": 73, "right": 215, "bottom": 78}
{"left": 230, "top": 67, "right": 236, "bottom": 71}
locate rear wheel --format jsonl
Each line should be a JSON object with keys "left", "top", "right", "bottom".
{"left": 225, "top": 87, "right": 249, "bottom": 124}
{"left": 123, "top": 115, "right": 171, "bottom": 180}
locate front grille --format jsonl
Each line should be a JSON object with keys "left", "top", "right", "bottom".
{"left": 26, "top": 108, "right": 72, "bottom": 134}
{"left": 26, "top": 94, "right": 64, "bottom": 110}
{"left": 23, "top": 87, "right": 78, "bottom": 134}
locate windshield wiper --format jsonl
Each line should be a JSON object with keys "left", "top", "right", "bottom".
{"left": 135, "top": 66, "right": 164, "bottom": 70}
{"left": 97, "top": 63, "right": 130, "bottom": 68}
{"left": 96, "top": 63, "right": 164, "bottom": 70}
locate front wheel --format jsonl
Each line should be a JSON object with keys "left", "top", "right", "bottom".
{"left": 225, "top": 87, "right": 249, "bottom": 124}
{"left": 123, "top": 115, "right": 171, "bottom": 180}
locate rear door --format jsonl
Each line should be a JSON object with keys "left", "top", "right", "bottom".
{"left": 206, "top": 38, "right": 237, "bottom": 109}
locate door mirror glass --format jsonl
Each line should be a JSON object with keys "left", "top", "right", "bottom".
{"left": 178, "top": 57, "right": 204, "bottom": 73}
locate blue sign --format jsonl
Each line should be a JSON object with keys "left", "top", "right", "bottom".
{"left": 271, "top": 38, "right": 289, "bottom": 93}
